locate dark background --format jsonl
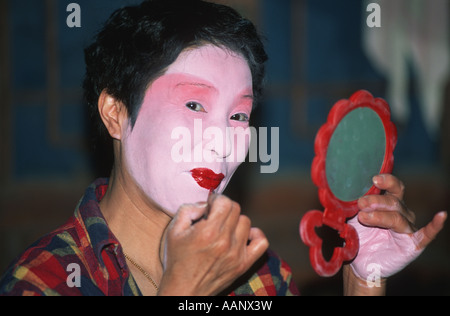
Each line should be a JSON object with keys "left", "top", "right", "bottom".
{"left": 1, "top": 0, "right": 449, "bottom": 295}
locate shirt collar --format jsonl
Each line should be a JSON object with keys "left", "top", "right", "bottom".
{"left": 74, "top": 178, "right": 127, "bottom": 270}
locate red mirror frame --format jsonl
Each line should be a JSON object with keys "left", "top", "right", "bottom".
{"left": 300, "top": 90, "right": 398, "bottom": 277}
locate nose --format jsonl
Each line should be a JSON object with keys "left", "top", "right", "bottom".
{"left": 203, "top": 120, "right": 232, "bottom": 160}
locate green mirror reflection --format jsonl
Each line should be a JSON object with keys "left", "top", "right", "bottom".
{"left": 325, "top": 107, "right": 386, "bottom": 202}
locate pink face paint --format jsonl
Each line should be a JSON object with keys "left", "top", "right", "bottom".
{"left": 123, "top": 45, "right": 253, "bottom": 215}
{"left": 170, "top": 80, "right": 217, "bottom": 112}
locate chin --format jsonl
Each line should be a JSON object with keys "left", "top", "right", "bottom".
{"left": 164, "top": 187, "right": 210, "bottom": 215}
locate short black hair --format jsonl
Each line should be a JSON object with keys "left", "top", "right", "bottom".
{"left": 83, "top": 0, "right": 268, "bottom": 140}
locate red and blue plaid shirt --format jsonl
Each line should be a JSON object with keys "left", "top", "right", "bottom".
{"left": 0, "top": 178, "right": 299, "bottom": 296}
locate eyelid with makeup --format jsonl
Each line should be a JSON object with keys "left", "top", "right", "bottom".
{"left": 231, "top": 96, "right": 252, "bottom": 123}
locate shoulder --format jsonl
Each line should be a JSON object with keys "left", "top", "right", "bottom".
{"left": 0, "top": 216, "right": 86, "bottom": 296}
{"left": 230, "top": 249, "right": 300, "bottom": 296}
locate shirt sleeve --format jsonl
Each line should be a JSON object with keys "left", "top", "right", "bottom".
{"left": 0, "top": 265, "right": 46, "bottom": 296}
{"left": 230, "top": 249, "right": 300, "bottom": 296}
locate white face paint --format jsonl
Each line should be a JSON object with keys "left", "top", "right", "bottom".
{"left": 123, "top": 45, "right": 253, "bottom": 215}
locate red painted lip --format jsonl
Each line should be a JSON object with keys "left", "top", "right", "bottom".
{"left": 190, "top": 168, "right": 225, "bottom": 192}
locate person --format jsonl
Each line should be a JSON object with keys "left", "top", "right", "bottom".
{"left": 0, "top": 0, "right": 446, "bottom": 296}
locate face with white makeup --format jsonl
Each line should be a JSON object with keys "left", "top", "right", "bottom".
{"left": 121, "top": 45, "right": 253, "bottom": 216}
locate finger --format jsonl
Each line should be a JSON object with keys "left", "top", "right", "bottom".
{"left": 358, "top": 193, "right": 415, "bottom": 224}
{"left": 171, "top": 202, "right": 209, "bottom": 234}
{"left": 373, "top": 174, "right": 405, "bottom": 200}
{"left": 246, "top": 227, "right": 269, "bottom": 263}
{"left": 358, "top": 194, "right": 402, "bottom": 212}
{"left": 358, "top": 210, "right": 415, "bottom": 234}
{"left": 207, "top": 194, "right": 234, "bottom": 223}
{"left": 206, "top": 195, "right": 242, "bottom": 236}
{"left": 414, "top": 211, "right": 447, "bottom": 249}
{"left": 224, "top": 201, "right": 242, "bottom": 233}
{"left": 159, "top": 223, "right": 170, "bottom": 266}
{"left": 234, "top": 215, "right": 252, "bottom": 247}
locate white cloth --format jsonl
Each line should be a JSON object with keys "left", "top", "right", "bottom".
{"left": 363, "top": 0, "right": 450, "bottom": 138}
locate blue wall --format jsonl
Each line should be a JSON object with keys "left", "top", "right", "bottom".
{"left": 258, "top": 0, "right": 440, "bottom": 174}
{"left": 7, "top": 0, "right": 442, "bottom": 181}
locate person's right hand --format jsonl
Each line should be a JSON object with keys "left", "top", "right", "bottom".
{"left": 157, "top": 194, "right": 269, "bottom": 296}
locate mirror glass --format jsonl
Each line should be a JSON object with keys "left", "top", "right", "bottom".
{"left": 325, "top": 107, "right": 386, "bottom": 202}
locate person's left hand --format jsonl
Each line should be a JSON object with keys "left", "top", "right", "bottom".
{"left": 348, "top": 174, "right": 447, "bottom": 281}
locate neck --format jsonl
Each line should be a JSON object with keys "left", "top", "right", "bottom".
{"left": 99, "top": 167, "right": 171, "bottom": 280}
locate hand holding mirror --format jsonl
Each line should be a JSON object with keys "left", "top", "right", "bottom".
{"left": 300, "top": 90, "right": 397, "bottom": 277}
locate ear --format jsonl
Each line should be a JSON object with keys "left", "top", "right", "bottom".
{"left": 98, "top": 90, "right": 128, "bottom": 140}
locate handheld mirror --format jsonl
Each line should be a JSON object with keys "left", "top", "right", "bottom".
{"left": 300, "top": 90, "right": 397, "bottom": 277}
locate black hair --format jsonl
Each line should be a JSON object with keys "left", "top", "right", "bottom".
{"left": 83, "top": 0, "right": 268, "bottom": 141}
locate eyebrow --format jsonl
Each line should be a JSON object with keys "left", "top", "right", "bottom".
{"left": 175, "top": 82, "right": 217, "bottom": 91}
{"left": 241, "top": 94, "right": 254, "bottom": 100}
{"left": 174, "top": 81, "right": 254, "bottom": 101}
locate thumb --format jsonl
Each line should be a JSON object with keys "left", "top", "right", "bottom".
{"left": 414, "top": 211, "right": 447, "bottom": 250}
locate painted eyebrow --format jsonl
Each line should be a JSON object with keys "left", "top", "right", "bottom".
{"left": 241, "top": 94, "right": 254, "bottom": 100}
{"left": 175, "top": 82, "right": 217, "bottom": 91}
{"left": 237, "top": 89, "right": 255, "bottom": 104}
{"left": 175, "top": 81, "right": 254, "bottom": 102}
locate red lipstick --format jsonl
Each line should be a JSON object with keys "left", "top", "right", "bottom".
{"left": 190, "top": 168, "right": 225, "bottom": 192}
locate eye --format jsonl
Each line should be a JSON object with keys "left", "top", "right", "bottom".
{"left": 230, "top": 113, "right": 249, "bottom": 122}
{"left": 185, "top": 102, "right": 206, "bottom": 113}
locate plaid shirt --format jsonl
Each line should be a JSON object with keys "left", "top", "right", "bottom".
{"left": 0, "top": 178, "right": 299, "bottom": 296}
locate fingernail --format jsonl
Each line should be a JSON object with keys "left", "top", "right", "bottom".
{"left": 359, "top": 196, "right": 370, "bottom": 209}
{"left": 438, "top": 211, "right": 448, "bottom": 220}
{"left": 373, "top": 175, "right": 383, "bottom": 185}
{"left": 360, "top": 211, "right": 373, "bottom": 220}
{"left": 193, "top": 202, "right": 208, "bottom": 208}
